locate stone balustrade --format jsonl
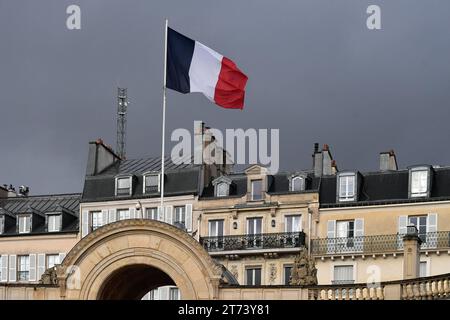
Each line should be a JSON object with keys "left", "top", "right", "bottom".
{"left": 310, "top": 273, "right": 450, "bottom": 300}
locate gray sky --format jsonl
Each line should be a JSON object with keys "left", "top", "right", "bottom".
{"left": 1, "top": 0, "right": 450, "bottom": 195}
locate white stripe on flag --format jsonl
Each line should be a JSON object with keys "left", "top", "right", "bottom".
{"left": 189, "top": 41, "right": 223, "bottom": 101}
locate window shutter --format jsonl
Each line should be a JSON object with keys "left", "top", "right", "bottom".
{"left": 108, "top": 209, "right": 117, "bottom": 223}
{"left": 1, "top": 255, "right": 8, "bottom": 282}
{"left": 327, "top": 220, "right": 336, "bottom": 238}
{"left": 158, "top": 206, "right": 164, "bottom": 221}
{"left": 185, "top": 204, "right": 193, "bottom": 232}
{"left": 8, "top": 255, "right": 16, "bottom": 282}
{"left": 130, "top": 208, "right": 136, "bottom": 219}
{"left": 29, "top": 254, "right": 37, "bottom": 282}
{"left": 37, "top": 254, "right": 46, "bottom": 280}
{"left": 165, "top": 206, "right": 173, "bottom": 225}
{"left": 159, "top": 287, "right": 169, "bottom": 300}
{"left": 81, "top": 210, "right": 89, "bottom": 238}
{"left": 101, "top": 209, "right": 109, "bottom": 226}
{"left": 58, "top": 253, "right": 66, "bottom": 265}
{"left": 427, "top": 213, "right": 437, "bottom": 233}
{"left": 427, "top": 213, "right": 438, "bottom": 249}
{"left": 398, "top": 216, "right": 407, "bottom": 234}
{"left": 354, "top": 219, "right": 364, "bottom": 237}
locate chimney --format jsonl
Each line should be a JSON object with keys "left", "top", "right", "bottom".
{"left": 313, "top": 143, "right": 322, "bottom": 177}
{"left": 0, "top": 185, "right": 8, "bottom": 198}
{"left": 379, "top": 150, "right": 398, "bottom": 171}
{"left": 331, "top": 160, "right": 338, "bottom": 174}
{"left": 0, "top": 184, "right": 18, "bottom": 198}
{"left": 86, "top": 139, "right": 121, "bottom": 176}
{"left": 313, "top": 143, "right": 337, "bottom": 177}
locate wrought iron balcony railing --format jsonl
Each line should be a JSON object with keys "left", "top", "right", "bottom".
{"left": 311, "top": 231, "right": 450, "bottom": 256}
{"left": 200, "top": 231, "right": 306, "bottom": 252}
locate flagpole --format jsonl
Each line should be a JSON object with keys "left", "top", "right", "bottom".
{"left": 160, "top": 18, "right": 168, "bottom": 212}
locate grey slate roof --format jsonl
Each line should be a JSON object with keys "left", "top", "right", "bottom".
{"left": 82, "top": 156, "right": 201, "bottom": 202}
{"left": 0, "top": 193, "right": 80, "bottom": 236}
{"left": 200, "top": 171, "right": 320, "bottom": 199}
{"left": 319, "top": 166, "right": 450, "bottom": 207}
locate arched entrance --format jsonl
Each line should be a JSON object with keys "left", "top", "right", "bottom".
{"left": 98, "top": 264, "right": 176, "bottom": 300}
{"left": 55, "top": 219, "right": 226, "bottom": 300}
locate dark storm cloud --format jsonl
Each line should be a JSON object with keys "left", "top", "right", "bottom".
{"left": 1, "top": 0, "right": 450, "bottom": 194}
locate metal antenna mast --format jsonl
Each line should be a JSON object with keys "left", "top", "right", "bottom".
{"left": 116, "top": 87, "right": 128, "bottom": 159}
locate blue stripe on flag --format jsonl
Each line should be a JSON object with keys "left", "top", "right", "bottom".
{"left": 167, "top": 27, "right": 195, "bottom": 93}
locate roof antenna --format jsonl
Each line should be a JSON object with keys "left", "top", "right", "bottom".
{"left": 116, "top": 87, "right": 129, "bottom": 160}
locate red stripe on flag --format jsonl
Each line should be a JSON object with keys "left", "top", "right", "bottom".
{"left": 214, "top": 57, "right": 248, "bottom": 109}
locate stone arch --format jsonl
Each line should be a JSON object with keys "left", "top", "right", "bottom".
{"left": 56, "top": 219, "right": 224, "bottom": 300}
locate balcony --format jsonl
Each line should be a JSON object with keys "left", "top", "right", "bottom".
{"left": 200, "top": 231, "right": 306, "bottom": 253}
{"left": 311, "top": 231, "right": 450, "bottom": 256}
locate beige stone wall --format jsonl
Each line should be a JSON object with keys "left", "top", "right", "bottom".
{"left": 196, "top": 192, "right": 318, "bottom": 237}
{"left": 0, "top": 285, "right": 60, "bottom": 300}
{"left": 219, "top": 287, "right": 309, "bottom": 300}
{"left": 318, "top": 201, "right": 450, "bottom": 237}
{"left": 216, "top": 255, "right": 298, "bottom": 285}
{"left": 0, "top": 234, "right": 78, "bottom": 255}
{"left": 315, "top": 252, "right": 450, "bottom": 284}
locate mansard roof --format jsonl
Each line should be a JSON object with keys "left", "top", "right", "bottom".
{"left": 82, "top": 155, "right": 201, "bottom": 202}
{"left": 200, "top": 170, "right": 320, "bottom": 199}
{"left": 319, "top": 166, "right": 450, "bottom": 208}
{"left": 0, "top": 193, "right": 80, "bottom": 236}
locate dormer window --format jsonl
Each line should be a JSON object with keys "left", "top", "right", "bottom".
{"left": 289, "top": 173, "right": 307, "bottom": 192}
{"left": 409, "top": 166, "right": 431, "bottom": 198}
{"left": 115, "top": 176, "right": 132, "bottom": 196}
{"left": 47, "top": 214, "right": 62, "bottom": 232}
{"left": 212, "top": 176, "right": 232, "bottom": 197}
{"left": 143, "top": 173, "right": 160, "bottom": 193}
{"left": 18, "top": 215, "right": 31, "bottom": 234}
{"left": 251, "top": 179, "right": 263, "bottom": 201}
{"left": 216, "top": 182, "right": 228, "bottom": 197}
{"left": 337, "top": 172, "right": 356, "bottom": 202}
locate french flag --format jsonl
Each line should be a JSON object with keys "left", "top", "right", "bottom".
{"left": 166, "top": 27, "right": 248, "bottom": 109}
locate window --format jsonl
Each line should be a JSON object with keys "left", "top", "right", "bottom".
{"left": 333, "top": 265, "right": 354, "bottom": 285}
{"left": 251, "top": 180, "right": 263, "bottom": 201}
{"left": 118, "top": 209, "right": 130, "bottom": 221}
{"left": 338, "top": 173, "right": 356, "bottom": 201}
{"left": 169, "top": 287, "right": 180, "bottom": 300}
{"left": 408, "top": 215, "right": 427, "bottom": 243}
{"left": 246, "top": 267, "right": 262, "bottom": 286}
{"left": 410, "top": 168, "right": 429, "bottom": 197}
{"left": 46, "top": 254, "right": 60, "bottom": 269}
{"left": 91, "top": 211, "right": 103, "bottom": 231}
{"left": 144, "top": 207, "right": 158, "bottom": 220}
{"left": 208, "top": 220, "right": 224, "bottom": 237}
{"left": 216, "top": 182, "right": 228, "bottom": 197}
{"left": 116, "top": 177, "right": 132, "bottom": 196}
{"left": 174, "top": 206, "right": 185, "bottom": 227}
{"left": 48, "top": 214, "right": 61, "bottom": 232}
{"left": 284, "top": 265, "right": 293, "bottom": 285}
{"left": 0, "top": 215, "right": 4, "bottom": 234}
{"left": 336, "top": 220, "right": 354, "bottom": 238}
{"left": 18, "top": 215, "right": 31, "bottom": 234}
{"left": 285, "top": 215, "right": 302, "bottom": 233}
{"left": 144, "top": 174, "right": 159, "bottom": 193}
{"left": 17, "top": 255, "right": 30, "bottom": 281}
{"left": 247, "top": 218, "right": 263, "bottom": 248}
{"left": 291, "top": 176, "right": 305, "bottom": 192}
{"left": 247, "top": 217, "right": 262, "bottom": 235}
